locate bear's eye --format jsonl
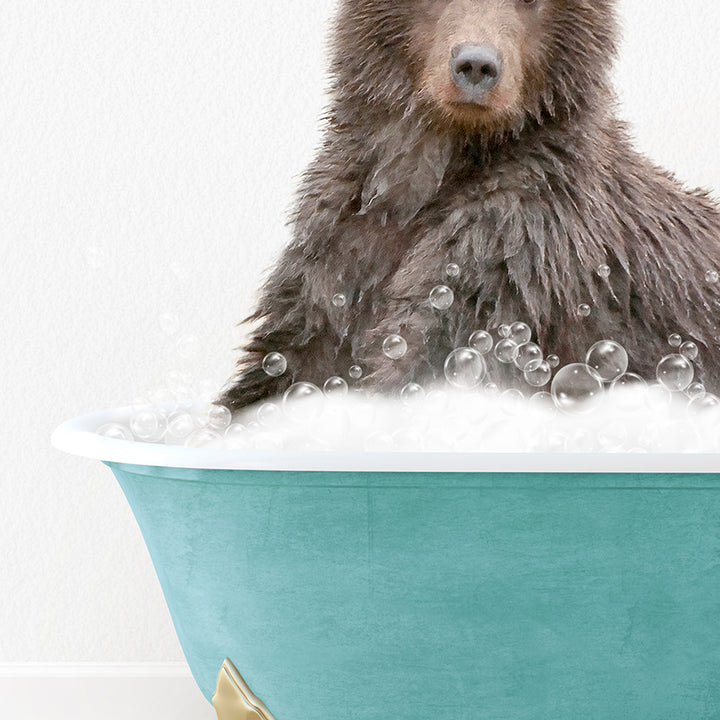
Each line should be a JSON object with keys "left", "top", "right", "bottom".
{"left": 518, "top": 0, "right": 538, "bottom": 6}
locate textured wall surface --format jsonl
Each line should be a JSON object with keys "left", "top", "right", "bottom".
{"left": 1, "top": 0, "right": 720, "bottom": 663}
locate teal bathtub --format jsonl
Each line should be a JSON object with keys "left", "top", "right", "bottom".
{"left": 53, "top": 407, "right": 720, "bottom": 720}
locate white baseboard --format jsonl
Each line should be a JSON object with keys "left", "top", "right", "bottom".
{"left": 0, "top": 662, "right": 193, "bottom": 677}
{"left": 0, "top": 663, "right": 216, "bottom": 720}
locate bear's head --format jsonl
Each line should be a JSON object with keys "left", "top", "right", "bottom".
{"left": 331, "top": 0, "right": 618, "bottom": 134}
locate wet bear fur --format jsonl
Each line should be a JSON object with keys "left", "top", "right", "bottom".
{"left": 220, "top": 0, "right": 720, "bottom": 409}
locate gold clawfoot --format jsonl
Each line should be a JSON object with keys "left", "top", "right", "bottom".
{"left": 212, "top": 658, "right": 277, "bottom": 720}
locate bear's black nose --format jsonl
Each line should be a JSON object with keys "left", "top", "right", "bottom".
{"left": 450, "top": 44, "right": 503, "bottom": 96}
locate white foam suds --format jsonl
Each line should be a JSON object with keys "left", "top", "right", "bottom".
{"left": 96, "top": 385, "right": 720, "bottom": 454}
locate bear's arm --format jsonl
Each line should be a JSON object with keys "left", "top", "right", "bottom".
{"left": 217, "top": 131, "right": 369, "bottom": 411}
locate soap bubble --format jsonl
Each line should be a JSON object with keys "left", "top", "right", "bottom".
{"left": 686, "top": 382, "right": 706, "bottom": 399}
{"left": 130, "top": 408, "right": 166, "bottom": 442}
{"left": 656, "top": 354, "right": 694, "bottom": 392}
{"left": 283, "top": 382, "right": 324, "bottom": 423}
{"left": 97, "top": 423, "right": 133, "bottom": 441}
{"left": 257, "top": 402, "right": 281, "bottom": 427}
{"left": 668, "top": 333, "right": 682, "bottom": 348}
{"left": 176, "top": 334, "right": 200, "bottom": 360}
{"left": 332, "top": 293, "right": 346, "bottom": 308}
{"left": 546, "top": 354, "right": 560, "bottom": 368}
{"left": 469, "top": 330, "right": 493, "bottom": 355}
{"left": 514, "top": 342, "right": 543, "bottom": 372}
{"left": 645, "top": 383, "right": 673, "bottom": 411}
{"left": 706, "top": 270, "right": 719, "bottom": 284}
{"left": 429, "top": 285, "right": 454, "bottom": 310}
{"left": 529, "top": 391, "right": 554, "bottom": 410}
{"left": 185, "top": 428, "right": 224, "bottom": 449}
{"left": 164, "top": 412, "right": 195, "bottom": 443}
{"left": 262, "top": 352, "right": 287, "bottom": 377}
{"left": 349, "top": 365, "right": 363, "bottom": 380}
{"left": 551, "top": 363, "right": 604, "bottom": 414}
{"left": 585, "top": 340, "right": 628, "bottom": 383}
{"left": 688, "top": 393, "right": 720, "bottom": 415}
{"left": 158, "top": 313, "right": 180, "bottom": 336}
{"left": 577, "top": 304, "right": 592, "bottom": 318}
{"left": 224, "top": 423, "right": 248, "bottom": 449}
{"left": 498, "top": 324, "right": 511, "bottom": 338}
{"left": 508, "top": 322, "right": 532, "bottom": 346}
{"left": 204, "top": 404, "right": 232, "bottom": 431}
{"left": 444, "top": 347, "right": 487, "bottom": 389}
{"left": 610, "top": 372, "right": 647, "bottom": 410}
{"left": 524, "top": 361, "right": 552, "bottom": 387}
{"left": 383, "top": 334, "right": 408, "bottom": 360}
{"left": 680, "top": 341, "right": 699, "bottom": 360}
{"left": 611, "top": 372, "right": 646, "bottom": 393}
{"left": 323, "top": 376, "right": 348, "bottom": 398}
{"left": 445, "top": 263, "right": 460, "bottom": 278}
{"left": 401, "top": 382, "right": 425, "bottom": 405}
{"left": 597, "top": 264, "right": 611, "bottom": 278}
{"left": 494, "top": 338, "right": 519, "bottom": 364}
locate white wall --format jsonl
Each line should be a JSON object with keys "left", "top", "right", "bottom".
{"left": 2, "top": 0, "right": 719, "bottom": 675}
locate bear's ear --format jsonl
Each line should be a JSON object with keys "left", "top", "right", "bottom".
{"left": 359, "top": 120, "right": 453, "bottom": 227}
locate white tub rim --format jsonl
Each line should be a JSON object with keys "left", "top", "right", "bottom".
{"left": 50, "top": 405, "right": 720, "bottom": 474}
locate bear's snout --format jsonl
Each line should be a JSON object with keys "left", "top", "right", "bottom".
{"left": 450, "top": 43, "right": 504, "bottom": 99}
{"left": 415, "top": 0, "right": 528, "bottom": 129}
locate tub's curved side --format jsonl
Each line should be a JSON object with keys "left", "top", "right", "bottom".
{"left": 106, "top": 459, "right": 720, "bottom": 720}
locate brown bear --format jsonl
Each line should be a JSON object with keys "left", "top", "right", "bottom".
{"left": 219, "top": 0, "right": 720, "bottom": 410}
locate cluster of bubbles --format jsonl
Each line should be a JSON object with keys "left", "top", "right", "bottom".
{"left": 96, "top": 378, "right": 720, "bottom": 454}
{"left": 96, "top": 322, "right": 720, "bottom": 454}
{"left": 95, "top": 262, "right": 720, "bottom": 454}
{"left": 95, "top": 369, "right": 235, "bottom": 448}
